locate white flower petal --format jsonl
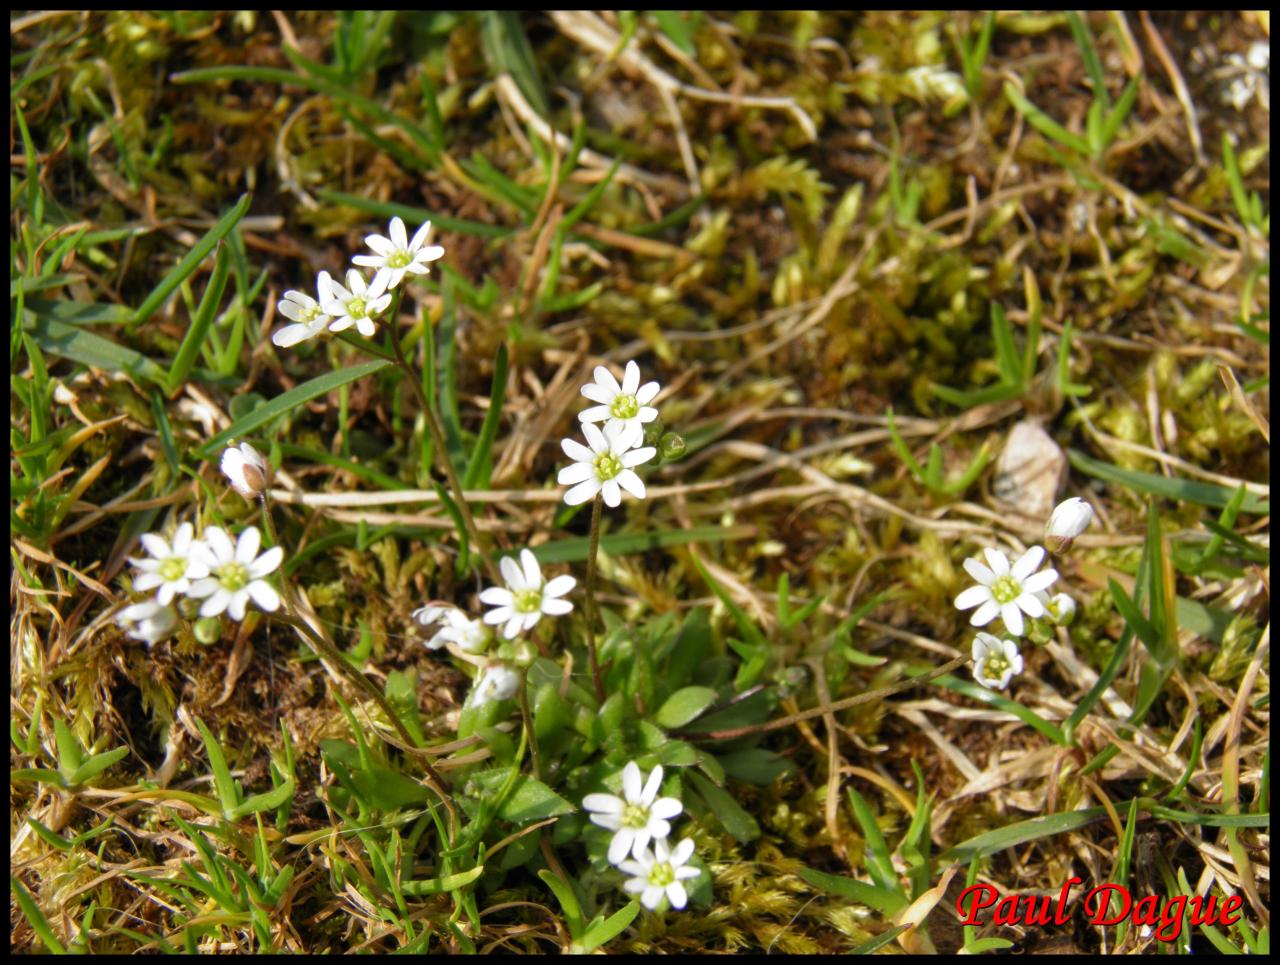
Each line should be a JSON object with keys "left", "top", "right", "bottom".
{"left": 1011, "top": 546, "right": 1046, "bottom": 581}
{"left": 970, "top": 599, "right": 1000, "bottom": 627}
{"left": 543, "top": 574, "right": 576, "bottom": 598}
{"left": 247, "top": 580, "right": 280, "bottom": 613}
{"left": 962, "top": 557, "right": 996, "bottom": 586}
{"left": 616, "top": 470, "right": 646, "bottom": 499}
{"left": 540, "top": 597, "right": 573, "bottom": 615}
{"left": 519, "top": 549, "right": 542, "bottom": 590}
{"left": 621, "top": 360, "right": 640, "bottom": 396}
{"left": 564, "top": 479, "right": 600, "bottom": 505}
{"left": 557, "top": 462, "right": 595, "bottom": 485}
{"left": 479, "top": 587, "right": 514, "bottom": 606}
{"left": 955, "top": 585, "right": 992, "bottom": 610}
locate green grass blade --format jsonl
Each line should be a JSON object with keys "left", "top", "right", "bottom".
{"left": 1068, "top": 448, "right": 1268, "bottom": 514}
{"left": 1066, "top": 12, "right": 1109, "bottom": 110}
{"left": 11, "top": 876, "right": 66, "bottom": 953}
{"left": 1003, "top": 82, "right": 1092, "bottom": 156}
{"left": 167, "top": 242, "right": 230, "bottom": 393}
{"left": 931, "top": 673, "right": 1068, "bottom": 745}
{"left": 690, "top": 555, "right": 769, "bottom": 650}
{"left": 131, "top": 193, "right": 250, "bottom": 331}
{"left": 25, "top": 313, "right": 169, "bottom": 386}
{"left": 1099, "top": 74, "right": 1140, "bottom": 152}
{"left": 463, "top": 343, "right": 508, "bottom": 490}
{"left": 196, "top": 359, "right": 393, "bottom": 458}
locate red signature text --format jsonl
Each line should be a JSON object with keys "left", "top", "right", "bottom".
{"left": 956, "top": 878, "right": 1243, "bottom": 943}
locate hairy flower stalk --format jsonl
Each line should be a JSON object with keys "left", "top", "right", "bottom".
{"left": 384, "top": 285, "right": 500, "bottom": 584}
{"left": 584, "top": 493, "right": 606, "bottom": 702}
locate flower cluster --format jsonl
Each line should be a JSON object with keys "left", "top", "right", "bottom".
{"left": 271, "top": 216, "right": 444, "bottom": 349}
{"left": 583, "top": 761, "right": 701, "bottom": 912}
{"left": 956, "top": 497, "right": 1089, "bottom": 690}
{"left": 557, "top": 361, "right": 658, "bottom": 508}
{"left": 117, "top": 522, "right": 283, "bottom": 644}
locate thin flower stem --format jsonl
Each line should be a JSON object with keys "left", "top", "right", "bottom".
{"left": 519, "top": 673, "right": 541, "bottom": 780}
{"left": 260, "top": 492, "right": 457, "bottom": 827}
{"left": 584, "top": 493, "right": 606, "bottom": 703}
{"left": 385, "top": 292, "right": 500, "bottom": 584}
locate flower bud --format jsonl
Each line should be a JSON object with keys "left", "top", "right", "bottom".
{"left": 221, "top": 442, "right": 270, "bottom": 498}
{"left": 1045, "top": 497, "right": 1093, "bottom": 553}
{"left": 1047, "top": 592, "right": 1077, "bottom": 626}
{"left": 193, "top": 616, "right": 223, "bottom": 645}
{"left": 470, "top": 663, "right": 521, "bottom": 706}
{"left": 642, "top": 417, "right": 666, "bottom": 449}
{"left": 659, "top": 431, "right": 687, "bottom": 462}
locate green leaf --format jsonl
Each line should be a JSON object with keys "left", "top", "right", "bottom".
{"left": 53, "top": 719, "right": 83, "bottom": 781}
{"left": 316, "top": 189, "right": 512, "bottom": 239}
{"left": 1068, "top": 448, "right": 1268, "bottom": 514}
{"left": 847, "top": 787, "right": 904, "bottom": 899}
{"left": 131, "top": 193, "right": 250, "bottom": 330}
{"left": 227, "top": 776, "right": 297, "bottom": 821}
{"left": 942, "top": 806, "right": 1108, "bottom": 862}
{"left": 24, "top": 313, "right": 169, "bottom": 386}
{"left": 653, "top": 686, "right": 719, "bottom": 729}
{"left": 796, "top": 867, "right": 907, "bottom": 916}
{"left": 576, "top": 899, "right": 640, "bottom": 953}
{"left": 400, "top": 865, "right": 485, "bottom": 896}
{"left": 67, "top": 746, "right": 130, "bottom": 787}
{"left": 716, "top": 748, "right": 793, "bottom": 786}
{"left": 538, "top": 870, "right": 586, "bottom": 938}
{"left": 690, "top": 556, "right": 769, "bottom": 650}
{"left": 193, "top": 717, "right": 241, "bottom": 817}
{"left": 11, "top": 876, "right": 65, "bottom": 953}
{"left": 931, "top": 674, "right": 1068, "bottom": 745}
{"left": 467, "top": 770, "right": 574, "bottom": 824}
{"left": 196, "top": 359, "right": 393, "bottom": 457}
{"left": 686, "top": 770, "right": 760, "bottom": 842}
{"left": 649, "top": 11, "right": 699, "bottom": 55}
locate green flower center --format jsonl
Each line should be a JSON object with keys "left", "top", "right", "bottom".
{"left": 610, "top": 394, "right": 640, "bottom": 419}
{"left": 159, "top": 557, "right": 187, "bottom": 582}
{"left": 648, "top": 860, "right": 676, "bottom": 888}
{"left": 299, "top": 302, "right": 321, "bottom": 323}
{"left": 983, "top": 652, "right": 1010, "bottom": 678}
{"left": 346, "top": 296, "right": 368, "bottom": 318}
{"left": 514, "top": 589, "right": 543, "bottom": 614}
{"left": 387, "top": 250, "right": 412, "bottom": 268}
{"left": 594, "top": 452, "right": 623, "bottom": 481}
{"left": 622, "top": 802, "right": 650, "bottom": 830}
{"left": 215, "top": 562, "right": 250, "bottom": 592}
{"left": 990, "top": 575, "right": 1021, "bottom": 604}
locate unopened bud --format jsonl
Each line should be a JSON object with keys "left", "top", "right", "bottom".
{"left": 221, "top": 442, "right": 270, "bottom": 498}
{"left": 642, "top": 417, "right": 665, "bottom": 449}
{"left": 659, "top": 431, "right": 686, "bottom": 462}
{"left": 193, "top": 616, "right": 223, "bottom": 645}
{"left": 1045, "top": 497, "right": 1093, "bottom": 554}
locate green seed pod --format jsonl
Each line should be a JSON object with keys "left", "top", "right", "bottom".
{"left": 659, "top": 431, "right": 687, "bottom": 461}
{"left": 193, "top": 617, "right": 222, "bottom": 645}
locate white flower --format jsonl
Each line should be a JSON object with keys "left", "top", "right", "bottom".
{"left": 187, "top": 526, "right": 283, "bottom": 621}
{"left": 272, "top": 274, "right": 334, "bottom": 348}
{"left": 1046, "top": 592, "right": 1077, "bottom": 626}
{"left": 127, "top": 522, "right": 210, "bottom": 606}
{"left": 412, "top": 603, "right": 492, "bottom": 653}
{"left": 583, "top": 761, "right": 684, "bottom": 865}
{"left": 320, "top": 268, "right": 391, "bottom": 339}
{"left": 352, "top": 216, "right": 445, "bottom": 292}
{"left": 478, "top": 549, "right": 575, "bottom": 639}
{"left": 558, "top": 422, "right": 656, "bottom": 508}
{"left": 579, "top": 361, "right": 660, "bottom": 437}
{"left": 971, "top": 632, "right": 1024, "bottom": 690}
{"left": 1045, "top": 497, "right": 1094, "bottom": 553}
{"left": 954, "top": 546, "right": 1058, "bottom": 637}
{"left": 469, "top": 663, "right": 520, "bottom": 706}
{"left": 618, "top": 837, "right": 701, "bottom": 912}
{"left": 220, "top": 442, "right": 270, "bottom": 498}
{"left": 116, "top": 599, "right": 179, "bottom": 646}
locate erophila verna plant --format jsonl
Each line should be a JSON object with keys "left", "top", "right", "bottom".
{"left": 105, "top": 212, "right": 1163, "bottom": 941}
